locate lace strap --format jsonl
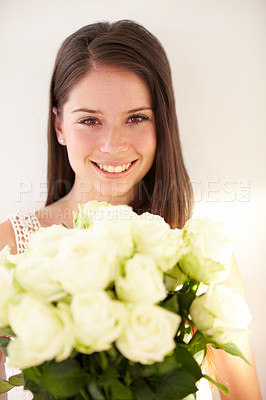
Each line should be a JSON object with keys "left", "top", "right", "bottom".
{"left": 8, "top": 210, "right": 41, "bottom": 254}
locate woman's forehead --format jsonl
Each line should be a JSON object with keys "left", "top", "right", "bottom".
{"left": 63, "top": 66, "right": 153, "bottom": 114}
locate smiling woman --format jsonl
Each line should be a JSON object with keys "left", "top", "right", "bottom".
{"left": 0, "top": 19, "right": 262, "bottom": 400}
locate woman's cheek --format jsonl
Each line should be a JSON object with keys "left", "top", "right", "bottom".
{"left": 66, "top": 130, "right": 96, "bottom": 154}
{"left": 134, "top": 127, "right": 156, "bottom": 152}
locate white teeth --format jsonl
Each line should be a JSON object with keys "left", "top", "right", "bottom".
{"left": 114, "top": 165, "right": 122, "bottom": 173}
{"left": 107, "top": 165, "right": 115, "bottom": 172}
{"left": 97, "top": 162, "right": 132, "bottom": 173}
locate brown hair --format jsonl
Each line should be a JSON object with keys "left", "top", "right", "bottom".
{"left": 46, "top": 20, "right": 193, "bottom": 228}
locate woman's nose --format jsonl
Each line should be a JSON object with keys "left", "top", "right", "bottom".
{"left": 99, "top": 126, "right": 130, "bottom": 154}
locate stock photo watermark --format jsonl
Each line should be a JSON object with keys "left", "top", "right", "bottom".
{"left": 14, "top": 179, "right": 251, "bottom": 203}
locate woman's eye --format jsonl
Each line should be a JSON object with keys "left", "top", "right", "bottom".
{"left": 78, "top": 117, "right": 100, "bottom": 126}
{"left": 127, "top": 114, "right": 149, "bottom": 125}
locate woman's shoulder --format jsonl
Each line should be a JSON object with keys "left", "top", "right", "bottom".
{"left": 0, "top": 218, "right": 16, "bottom": 254}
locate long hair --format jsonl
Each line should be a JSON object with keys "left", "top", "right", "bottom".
{"left": 46, "top": 20, "right": 193, "bottom": 228}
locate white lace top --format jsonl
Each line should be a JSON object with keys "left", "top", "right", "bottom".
{"left": 8, "top": 210, "right": 40, "bottom": 254}
{"left": 4, "top": 210, "right": 213, "bottom": 400}
{"left": 4, "top": 210, "right": 40, "bottom": 400}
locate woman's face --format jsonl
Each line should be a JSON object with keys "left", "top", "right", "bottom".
{"left": 54, "top": 66, "right": 156, "bottom": 204}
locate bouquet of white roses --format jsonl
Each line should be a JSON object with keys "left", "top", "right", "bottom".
{"left": 0, "top": 201, "right": 252, "bottom": 399}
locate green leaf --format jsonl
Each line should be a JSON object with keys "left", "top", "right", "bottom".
{"left": 39, "top": 359, "right": 88, "bottom": 398}
{"left": 110, "top": 379, "right": 134, "bottom": 399}
{"left": 187, "top": 331, "right": 207, "bottom": 365}
{"left": 149, "top": 369, "right": 198, "bottom": 400}
{"left": 174, "top": 347, "right": 202, "bottom": 381}
{"left": 153, "top": 355, "right": 181, "bottom": 376}
{"left": 132, "top": 378, "right": 155, "bottom": 400}
{"left": 130, "top": 354, "right": 178, "bottom": 378}
{"left": 9, "top": 373, "right": 24, "bottom": 387}
{"left": 0, "top": 336, "right": 10, "bottom": 356}
{"left": 202, "top": 374, "right": 229, "bottom": 396}
{"left": 211, "top": 342, "right": 251, "bottom": 365}
{"left": 160, "top": 293, "right": 179, "bottom": 314}
{"left": 187, "top": 331, "right": 206, "bottom": 350}
{"left": 0, "top": 374, "right": 24, "bottom": 394}
{"left": 23, "top": 366, "right": 42, "bottom": 385}
{"left": 0, "top": 327, "right": 15, "bottom": 337}
{"left": 0, "top": 379, "right": 15, "bottom": 394}
{"left": 0, "top": 373, "right": 24, "bottom": 394}
{"left": 99, "top": 364, "right": 119, "bottom": 384}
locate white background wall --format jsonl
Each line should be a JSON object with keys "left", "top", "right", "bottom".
{"left": 0, "top": 0, "right": 265, "bottom": 397}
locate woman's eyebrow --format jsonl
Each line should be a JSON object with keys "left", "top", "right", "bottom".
{"left": 127, "top": 107, "right": 153, "bottom": 114}
{"left": 71, "top": 108, "right": 103, "bottom": 114}
{"left": 71, "top": 106, "right": 153, "bottom": 114}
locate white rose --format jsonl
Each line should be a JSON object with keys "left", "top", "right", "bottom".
{"left": 71, "top": 291, "right": 126, "bottom": 353}
{"left": 115, "top": 254, "right": 166, "bottom": 304}
{"left": 7, "top": 295, "right": 73, "bottom": 369}
{"left": 0, "top": 266, "right": 17, "bottom": 327}
{"left": 29, "top": 224, "right": 73, "bottom": 258}
{"left": 53, "top": 229, "right": 117, "bottom": 294}
{"left": 190, "top": 284, "right": 252, "bottom": 344}
{"left": 116, "top": 304, "right": 181, "bottom": 364}
{"left": 179, "top": 218, "right": 234, "bottom": 284}
{"left": 14, "top": 255, "right": 65, "bottom": 301}
{"left": 91, "top": 205, "right": 137, "bottom": 260}
{"left": 73, "top": 200, "right": 111, "bottom": 229}
{"left": 132, "top": 214, "right": 183, "bottom": 272}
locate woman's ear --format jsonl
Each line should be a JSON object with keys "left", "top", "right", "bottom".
{"left": 53, "top": 106, "right": 66, "bottom": 145}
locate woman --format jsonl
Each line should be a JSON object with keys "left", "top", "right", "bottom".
{"left": 0, "top": 20, "right": 262, "bottom": 399}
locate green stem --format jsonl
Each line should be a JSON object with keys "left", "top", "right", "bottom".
{"left": 183, "top": 279, "right": 199, "bottom": 295}
{"left": 176, "top": 280, "right": 199, "bottom": 342}
{"left": 177, "top": 314, "right": 188, "bottom": 343}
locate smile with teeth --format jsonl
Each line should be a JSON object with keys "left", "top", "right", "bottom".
{"left": 95, "top": 162, "right": 132, "bottom": 173}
